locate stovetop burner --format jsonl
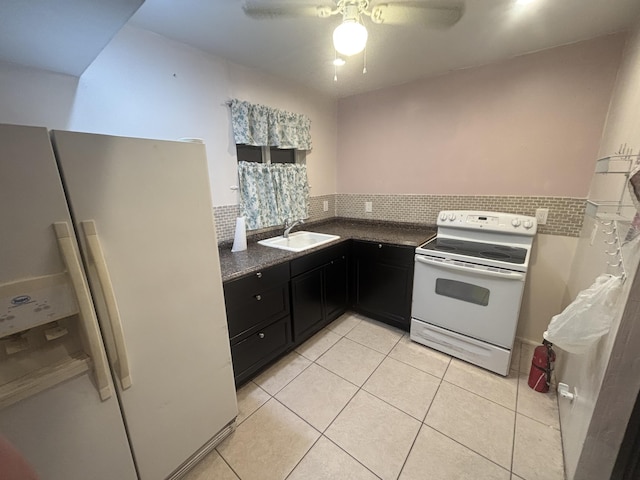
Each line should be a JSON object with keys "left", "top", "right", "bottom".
{"left": 419, "top": 237, "right": 527, "bottom": 264}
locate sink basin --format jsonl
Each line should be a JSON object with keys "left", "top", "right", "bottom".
{"left": 258, "top": 231, "right": 340, "bottom": 252}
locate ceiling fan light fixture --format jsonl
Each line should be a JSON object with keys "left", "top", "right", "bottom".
{"left": 333, "top": 19, "right": 368, "bottom": 56}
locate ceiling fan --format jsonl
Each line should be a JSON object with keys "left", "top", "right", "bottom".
{"left": 242, "top": 1, "right": 465, "bottom": 57}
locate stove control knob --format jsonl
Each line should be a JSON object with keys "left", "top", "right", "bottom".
{"left": 448, "top": 213, "right": 457, "bottom": 221}
{"left": 511, "top": 219, "right": 521, "bottom": 227}
{"left": 439, "top": 212, "right": 448, "bottom": 221}
{"left": 523, "top": 220, "right": 533, "bottom": 229}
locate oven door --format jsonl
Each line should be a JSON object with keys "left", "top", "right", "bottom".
{"left": 411, "top": 254, "right": 526, "bottom": 348}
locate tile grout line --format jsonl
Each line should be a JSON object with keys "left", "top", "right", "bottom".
{"left": 284, "top": 314, "right": 385, "bottom": 480}
{"left": 394, "top": 357, "right": 451, "bottom": 479}
{"left": 214, "top": 446, "right": 243, "bottom": 480}
{"left": 428, "top": 357, "right": 513, "bottom": 475}
{"left": 232, "top": 317, "right": 555, "bottom": 480}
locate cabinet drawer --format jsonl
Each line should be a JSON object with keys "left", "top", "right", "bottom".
{"left": 352, "top": 240, "right": 414, "bottom": 266}
{"left": 226, "top": 284, "right": 290, "bottom": 340}
{"left": 224, "top": 262, "right": 290, "bottom": 304}
{"left": 231, "top": 316, "right": 291, "bottom": 384}
{"left": 290, "top": 242, "right": 347, "bottom": 277}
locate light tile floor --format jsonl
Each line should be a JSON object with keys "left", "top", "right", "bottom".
{"left": 185, "top": 312, "right": 564, "bottom": 480}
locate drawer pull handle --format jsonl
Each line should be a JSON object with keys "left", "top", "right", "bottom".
{"left": 378, "top": 244, "right": 383, "bottom": 249}
{"left": 258, "top": 333, "right": 265, "bottom": 339}
{"left": 255, "top": 294, "right": 262, "bottom": 301}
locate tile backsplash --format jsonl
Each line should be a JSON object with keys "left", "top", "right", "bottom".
{"left": 213, "top": 194, "right": 586, "bottom": 243}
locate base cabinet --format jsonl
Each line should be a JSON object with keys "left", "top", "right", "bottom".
{"left": 223, "top": 263, "right": 291, "bottom": 385}
{"left": 222, "top": 237, "right": 416, "bottom": 385}
{"left": 291, "top": 267, "right": 325, "bottom": 342}
{"left": 290, "top": 243, "right": 348, "bottom": 344}
{"left": 351, "top": 240, "right": 415, "bottom": 331}
{"left": 325, "top": 253, "right": 348, "bottom": 321}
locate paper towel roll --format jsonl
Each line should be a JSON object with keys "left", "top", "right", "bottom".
{"left": 231, "top": 217, "right": 247, "bottom": 252}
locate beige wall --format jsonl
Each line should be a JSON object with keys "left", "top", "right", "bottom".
{"left": 336, "top": 34, "right": 624, "bottom": 197}
{"left": 333, "top": 34, "right": 627, "bottom": 343}
{"left": 517, "top": 234, "right": 578, "bottom": 343}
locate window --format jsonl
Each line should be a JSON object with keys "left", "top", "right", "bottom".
{"left": 236, "top": 144, "right": 262, "bottom": 163}
{"left": 236, "top": 144, "right": 305, "bottom": 164}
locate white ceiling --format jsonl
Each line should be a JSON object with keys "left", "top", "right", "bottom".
{"left": 0, "top": 0, "right": 143, "bottom": 76}
{"left": 2, "top": 1, "right": 640, "bottom": 98}
{"left": 129, "top": 0, "right": 640, "bottom": 98}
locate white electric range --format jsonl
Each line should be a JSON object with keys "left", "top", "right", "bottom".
{"left": 410, "top": 210, "right": 537, "bottom": 375}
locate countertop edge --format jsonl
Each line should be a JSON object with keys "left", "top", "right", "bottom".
{"left": 218, "top": 219, "right": 436, "bottom": 283}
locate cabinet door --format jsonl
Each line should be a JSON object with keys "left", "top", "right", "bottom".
{"left": 325, "top": 254, "right": 348, "bottom": 323}
{"left": 231, "top": 317, "right": 291, "bottom": 386}
{"left": 291, "top": 266, "right": 324, "bottom": 343}
{"left": 351, "top": 241, "right": 414, "bottom": 331}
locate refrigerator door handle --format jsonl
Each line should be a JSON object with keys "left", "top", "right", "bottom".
{"left": 81, "top": 220, "right": 133, "bottom": 390}
{"left": 53, "top": 222, "right": 112, "bottom": 400}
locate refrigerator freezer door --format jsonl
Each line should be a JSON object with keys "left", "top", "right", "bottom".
{"left": 0, "top": 124, "right": 136, "bottom": 479}
{"left": 52, "top": 131, "right": 238, "bottom": 479}
{"left": 0, "top": 375, "right": 137, "bottom": 480}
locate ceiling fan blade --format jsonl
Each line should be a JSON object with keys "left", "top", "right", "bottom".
{"left": 242, "top": 2, "right": 335, "bottom": 19}
{"left": 370, "top": 1, "right": 464, "bottom": 28}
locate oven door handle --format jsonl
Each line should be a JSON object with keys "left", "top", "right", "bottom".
{"left": 415, "top": 255, "right": 526, "bottom": 281}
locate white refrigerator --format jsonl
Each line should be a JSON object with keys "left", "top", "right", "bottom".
{"left": 0, "top": 124, "right": 238, "bottom": 479}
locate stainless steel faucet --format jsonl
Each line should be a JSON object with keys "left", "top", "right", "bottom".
{"left": 283, "top": 218, "right": 304, "bottom": 238}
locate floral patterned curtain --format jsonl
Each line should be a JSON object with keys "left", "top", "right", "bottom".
{"left": 230, "top": 99, "right": 312, "bottom": 150}
{"left": 238, "top": 161, "right": 309, "bottom": 230}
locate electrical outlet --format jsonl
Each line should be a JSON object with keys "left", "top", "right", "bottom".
{"left": 536, "top": 208, "right": 549, "bottom": 225}
{"left": 365, "top": 201, "right": 373, "bottom": 213}
{"left": 323, "top": 200, "right": 329, "bottom": 212}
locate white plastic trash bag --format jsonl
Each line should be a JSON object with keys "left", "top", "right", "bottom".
{"left": 544, "top": 274, "right": 623, "bottom": 353}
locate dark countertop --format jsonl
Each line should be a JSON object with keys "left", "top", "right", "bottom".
{"left": 218, "top": 218, "right": 436, "bottom": 282}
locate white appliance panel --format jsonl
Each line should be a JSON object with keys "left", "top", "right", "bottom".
{"left": 0, "top": 375, "right": 137, "bottom": 480}
{"left": 0, "top": 124, "right": 136, "bottom": 479}
{"left": 52, "top": 131, "right": 238, "bottom": 480}
{"left": 410, "top": 319, "right": 511, "bottom": 376}
{"left": 0, "top": 125, "right": 71, "bottom": 281}
{"left": 412, "top": 255, "right": 526, "bottom": 348}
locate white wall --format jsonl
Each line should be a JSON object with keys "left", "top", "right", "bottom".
{"left": 0, "top": 26, "right": 338, "bottom": 207}
{"left": 69, "top": 26, "right": 337, "bottom": 206}
{"left": 0, "top": 61, "right": 78, "bottom": 129}
{"left": 559, "top": 17, "right": 640, "bottom": 480}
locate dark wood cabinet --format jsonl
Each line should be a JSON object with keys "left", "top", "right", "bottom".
{"left": 350, "top": 240, "right": 415, "bottom": 331}
{"left": 222, "top": 236, "right": 417, "bottom": 385}
{"left": 325, "top": 253, "right": 348, "bottom": 322}
{"left": 291, "top": 267, "right": 324, "bottom": 341}
{"left": 290, "top": 242, "right": 348, "bottom": 344}
{"left": 223, "top": 263, "right": 292, "bottom": 385}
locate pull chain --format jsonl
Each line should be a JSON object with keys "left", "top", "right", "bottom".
{"left": 363, "top": 46, "right": 367, "bottom": 74}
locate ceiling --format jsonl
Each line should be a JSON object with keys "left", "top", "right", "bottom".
{"left": 129, "top": 0, "right": 640, "bottom": 97}
{"left": 2, "top": 1, "right": 640, "bottom": 98}
{"left": 0, "top": 0, "right": 143, "bottom": 76}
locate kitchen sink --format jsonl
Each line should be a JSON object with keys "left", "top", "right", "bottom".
{"left": 258, "top": 231, "right": 340, "bottom": 252}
